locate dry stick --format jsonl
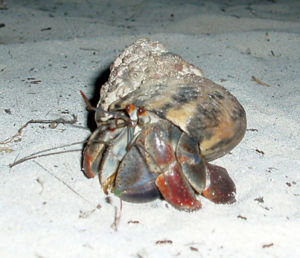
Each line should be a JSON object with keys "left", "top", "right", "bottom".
{"left": 33, "top": 160, "right": 94, "bottom": 206}
{"left": 252, "top": 76, "right": 271, "bottom": 87}
{"left": 36, "top": 178, "right": 44, "bottom": 195}
{"left": 79, "top": 47, "right": 100, "bottom": 52}
{"left": 111, "top": 199, "right": 123, "bottom": 231}
{"left": 0, "top": 114, "right": 78, "bottom": 145}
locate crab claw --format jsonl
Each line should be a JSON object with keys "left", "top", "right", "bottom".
{"left": 83, "top": 148, "right": 99, "bottom": 178}
{"left": 176, "top": 133, "right": 206, "bottom": 194}
{"left": 116, "top": 120, "right": 202, "bottom": 211}
{"left": 82, "top": 124, "right": 132, "bottom": 181}
{"left": 146, "top": 123, "right": 202, "bottom": 211}
{"left": 202, "top": 163, "right": 236, "bottom": 204}
{"left": 155, "top": 162, "right": 202, "bottom": 211}
{"left": 114, "top": 143, "right": 161, "bottom": 203}
{"left": 82, "top": 127, "right": 109, "bottom": 178}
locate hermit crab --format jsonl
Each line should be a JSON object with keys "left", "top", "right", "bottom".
{"left": 82, "top": 38, "right": 246, "bottom": 211}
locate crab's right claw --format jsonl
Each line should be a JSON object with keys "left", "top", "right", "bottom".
{"left": 82, "top": 128, "right": 107, "bottom": 179}
{"left": 83, "top": 147, "right": 98, "bottom": 178}
{"left": 202, "top": 163, "right": 236, "bottom": 204}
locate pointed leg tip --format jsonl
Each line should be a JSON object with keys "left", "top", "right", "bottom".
{"left": 202, "top": 163, "right": 236, "bottom": 204}
{"left": 181, "top": 200, "right": 202, "bottom": 212}
{"left": 202, "top": 189, "right": 236, "bottom": 204}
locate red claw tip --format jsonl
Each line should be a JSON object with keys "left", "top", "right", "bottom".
{"left": 82, "top": 149, "right": 96, "bottom": 179}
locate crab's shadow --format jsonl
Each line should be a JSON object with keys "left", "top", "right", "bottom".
{"left": 80, "top": 65, "right": 110, "bottom": 176}
{"left": 86, "top": 65, "right": 111, "bottom": 132}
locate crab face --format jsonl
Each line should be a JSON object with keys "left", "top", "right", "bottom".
{"left": 82, "top": 38, "right": 246, "bottom": 211}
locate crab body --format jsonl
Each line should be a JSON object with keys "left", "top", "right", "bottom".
{"left": 82, "top": 39, "right": 246, "bottom": 211}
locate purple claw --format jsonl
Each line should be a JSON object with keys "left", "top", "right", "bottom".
{"left": 114, "top": 144, "right": 160, "bottom": 203}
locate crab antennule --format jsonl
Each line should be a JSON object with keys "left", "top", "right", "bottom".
{"left": 124, "top": 104, "right": 139, "bottom": 127}
{"left": 80, "top": 90, "right": 95, "bottom": 111}
{"left": 80, "top": 90, "right": 127, "bottom": 120}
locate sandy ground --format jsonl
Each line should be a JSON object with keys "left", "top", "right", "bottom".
{"left": 0, "top": 0, "right": 299, "bottom": 257}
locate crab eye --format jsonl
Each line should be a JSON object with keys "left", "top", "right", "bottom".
{"left": 138, "top": 107, "right": 146, "bottom": 116}
{"left": 125, "top": 104, "right": 138, "bottom": 123}
{"left": 137, "top": 107, "right": 150, "bottom": 126}
{"left": 126, "top": 104, "right": 136, "bottom": 115}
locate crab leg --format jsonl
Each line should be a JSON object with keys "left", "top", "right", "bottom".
{"left": 83, "top": 104, "right": 138, "bottom": 189}
{"left": 114, "top": 120, "right": 202, "bottom": 210}
{"left": 202, "top": 162, "right": 236, "bottom": 204}
{"left": 143, "top": 121, "right": 202, "bottom": 211}
{"left": 176, "top": 132, "right": 236, "bottom": 204}
{"left": 82, "top": 124, "right": 132, "bottom": 178}
{"left": 156, "top": 162, "right": 202, "bottom": 211}
{"left": 176, "top": 133, "right": 206, "bottom": 194}
{"left": 82, "top": 125, "right": 112, "bottom": 178}
{"left": 99, "top": 126, "right": 134, "bottom": 193}
{"left": 114, "top": 143, "right": 161, "bottom": 203}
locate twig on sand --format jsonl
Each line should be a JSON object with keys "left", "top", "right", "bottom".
{"left": 111, "top": 199, "right": 123, "bottom": 231}
{"left": 36, "top": 178, "right": 44, "bottom": 195}
{"left": 262, "top": 243, "right": 274, "bottom": 248}
{"left": 0, "top": 114, "right": 78, "bottom": 145}
{"left": 0, "top": 146, "right": 14, "bottom": 153}
{"left": 252, "top": 76, "right": 271, "bottom": 87}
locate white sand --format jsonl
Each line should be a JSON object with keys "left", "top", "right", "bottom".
{"left": 0, "top": 0, "right": 299, "bottom": 257}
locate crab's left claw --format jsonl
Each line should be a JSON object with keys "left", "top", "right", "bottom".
{"left": 114, "top": 120, "right": 202, "bottom": 211}
{"left": 144, "top": 121, "right": 202, "bottom": 211}
{"left": 202, "top": 163, "right": 236, "bottom": 204}
{"left": 155, "top": 163, "right": 202, "bottom": 211}
{"left": 114, "top": 143, "right": 161, "bottom": 203}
